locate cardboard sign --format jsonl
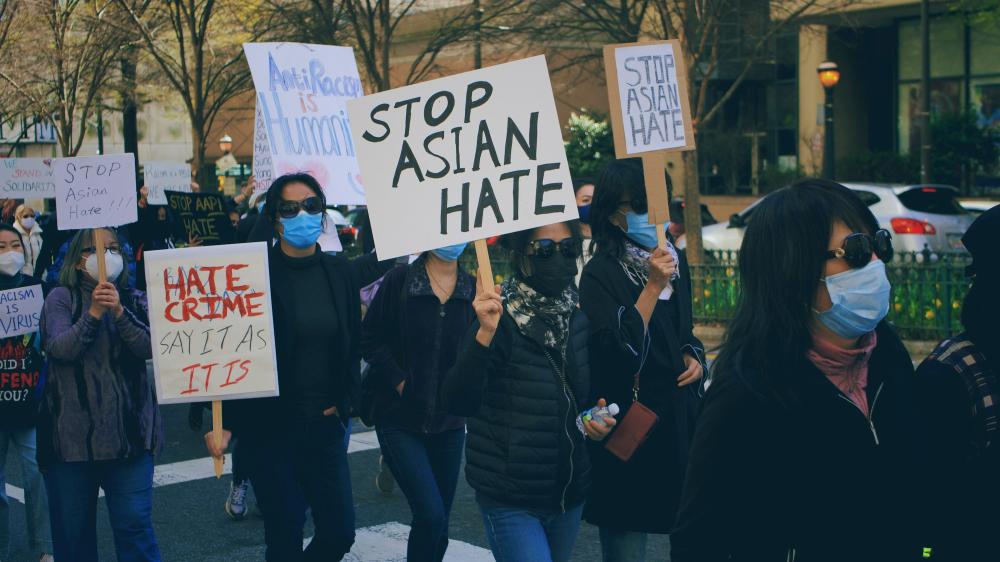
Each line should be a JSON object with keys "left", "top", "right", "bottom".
{"left": 165, "top": 191, "right": 237, "bottom": 246}
{"left": 604, "top": 40, "right": 695, "bottom": 157}
{"left": 145, "top": 242, "right": 279, "bottom": 404}
{"left": 244, "top": 42, "right": 365, "bottom": 205}
{"left": 0, "top": 284, "right": 43, "bottom": 338}
{"left": 346, "top": 55, "right": 577, "bottom": 260}
{"left": 54, "top": 154, "right": 137, "bottom": 230}
{"left": 0, "top": 158, "right": 56, "bottom": 198}
{"left": 144, "top": 162, "right": 191, "bottom": 205}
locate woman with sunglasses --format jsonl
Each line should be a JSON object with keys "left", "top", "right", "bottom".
{"left": 580, "top": 159, "right": 704, "bottom": 561}
{"left": 442, "top": 221, "right": 616, "bottom": 562}
{"left": 39, "top": 228, "right": 161, "bottom": 561}
{"left": 672, "top": 179, "right": 923, "bottom": 561}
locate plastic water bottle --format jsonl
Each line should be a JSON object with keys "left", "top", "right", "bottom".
{"left": 576, "top": 403, "right": 620, "bottom": 435}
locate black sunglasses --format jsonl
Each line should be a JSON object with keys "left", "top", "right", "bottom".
{"left": 825, "top": 229, "right": 893, "bottom": 268}
{"left": 526, "top": 238, "right": 581, "bottom": 259}
{"left": 277, "top": 197, "right": 325, "bottom": 219}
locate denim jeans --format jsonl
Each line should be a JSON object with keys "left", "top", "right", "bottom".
{"left": 599, "top": 527, "right": 656, "bottom": 562}
{"left": 377, "top": 426, "right": 465, "bottom": 562}
{"left": 44, "top": 453, "right": 160, "bottom": 562}
{"left": 478, "top": 501, "right": 584, "bottom": 562}
{"left": 242, "top": 415, "right": 355, "bottom": 562}
{"left": 0, "top": 428, "right": 53, "bottom": 557}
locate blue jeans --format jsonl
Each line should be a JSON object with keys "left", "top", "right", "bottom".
{"left": 377, "top": 426, "right": 465, "bottom": 562}
{"left": 44, "top": 453, "right": 160, "bottom": 562}
{"left": 243, "top": 415, "right": 355, "bottom": 562}
{"left": 0, "top": 428, "right": 52, "bottom": 557}
{"left": 478, "top": 501, "right": 584, "bottom": 562}
{"left": 599, "top": 527, "right": 655, "bottom": 562}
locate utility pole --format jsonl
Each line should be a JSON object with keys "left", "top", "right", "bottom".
{"left": 920, "top": 0, "right": 931, "bottom": 183}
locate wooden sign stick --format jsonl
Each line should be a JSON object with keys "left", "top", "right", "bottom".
{"left": 94, "top": 231, "right": 108, "bottom": 283}
{"left": 212, "top": 400, "right": 224, "bottom": 478}
{"left": 641, "top": 152, "right": 671, "bottom": 250}
{"left": 474, "top": 239, "right": 495, "bottom": 294}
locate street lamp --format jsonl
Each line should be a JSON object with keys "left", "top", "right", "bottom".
{"left": 817, "top": 61, "right": 840, "bottom": 179}
{"left": 219, "top": 134, "right": 233, "bottom": 154}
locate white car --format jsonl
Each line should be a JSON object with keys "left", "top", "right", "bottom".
{"left": 960, "top": 199, "right": 998, "bottom": 216}
{"left": 682, "top": 183, "right": 976, "bottom": 256}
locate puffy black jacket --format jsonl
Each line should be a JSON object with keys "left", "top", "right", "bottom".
{"left": 442, "top": 310, "right": 591, "bottom": 512}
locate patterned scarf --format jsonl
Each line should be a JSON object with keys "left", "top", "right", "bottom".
{"left": 502, "top": 275, "right": 578, "bottom": 354}
{"left": 619, "top": 238, "right": 680, "bottom": 289}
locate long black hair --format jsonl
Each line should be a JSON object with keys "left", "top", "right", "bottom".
{"left": 590, "top": 158, "right": 666, "bottom": 258}
{"left": 254, "top": 173, "right": 327, "bottom": 241}
{"left": 713, "top": 178, "right": 881, "bottom": 402}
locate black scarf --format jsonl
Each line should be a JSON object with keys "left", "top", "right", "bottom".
{"left": 502, "top": 275, "right": 577, "bottom": 354}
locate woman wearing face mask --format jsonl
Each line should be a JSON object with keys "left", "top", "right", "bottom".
{"left": 360, "top": 242, "right": 475, "bottom": 561}
{"left": 39, "top": 228, "right": 161, "bottom": 561}
{"left": 0, "top": 225, "right": 54, "bottom": 562}
{"left": 206, "top": 173, "right": 363, "bottom": 561}
{"left": 580, "top": 159, "right": 703, "bottom": 561}
{"left": 13, "top": 205, "right": 43, "bottom": 276}
{"left": 573, "top": 178, "right": 596, "bottom": 287}
{"left": 442, "top": 222, "right": 616, "bottom": 562}
{"left": 671, "top": 180, "right": 923, "bottom": 562}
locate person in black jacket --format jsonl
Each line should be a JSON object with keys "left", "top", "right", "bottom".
{"left": 915, "top": 205, "right": 999, "bottom": 562}
{"left": 361, "top": 245, "right": 474, "bottom": 562}
{"left": 580, "top": 159, "right": 704, "bottom": 561}
{"left": 442, "top": 221, "right": 615, "bottom": 562}
{"left": 672, "top": 179, "right": 925, "bottom": 562}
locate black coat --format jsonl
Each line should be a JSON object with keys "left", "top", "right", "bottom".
{"left": 361, "top": 257, "right": 474, "bottom": 433}
{"left": 578, "top": 249, "right": 704, "bottom": 533}
{"left": 671, "top": 323, "right": 926, "bottom": 562}
{"left": 442, "top": 310, "right": 591, "bottom": 512}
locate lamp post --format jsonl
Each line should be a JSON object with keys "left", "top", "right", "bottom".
{"left": 817, "top": 61, "right": 840, "bottom": 179}
{"left": 219, "top": 134, "right": 233, "bottom": 154}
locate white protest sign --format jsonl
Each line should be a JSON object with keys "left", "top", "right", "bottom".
{"left": 252, "top": 105, "right": 275, "bottom": 194}
{"left": 0, "top": 284, "right": 43, "bottom": 338}
{"left": 346, "top": 55, "right": 577, "bottom": 260}
{"left": 605, "top": 40, "right": 695, "bottom": 157}
{"left": 0, "top": 158, "right": 56, "bottom": 198}
{"left": 144, "top": 242, "right": 279, "bottom": 404}
{"left": 244, "top": 42, "right": 365, "bottom": 204}
{"left": 54, "top": 154, "right": 137, "bottom": 230}
{"left": 144, "top": 162, "right": 191, "bottom": 205}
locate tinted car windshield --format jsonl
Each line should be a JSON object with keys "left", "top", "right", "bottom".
{"left": 897, "top": 188, "right": 967, "bottom": 215}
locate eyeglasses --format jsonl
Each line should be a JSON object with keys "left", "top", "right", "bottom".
{"left": 526, "top": 238, "right": 581, "bottom": 259}
{"left": 82, "top": 246, "right": 122, "bottom": 256}
{"left": 825, "top": 229, "right": 893, "bottom": 268}
{"left": 277, "top": 197, "right": 325, "bottom": 219}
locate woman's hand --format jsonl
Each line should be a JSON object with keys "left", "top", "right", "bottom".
{"left": 677, "top": 353, "right": 704, "bottom": 387}
{"left": 646, "top": 246, "right": 677, "bottom": 292}
{"left": 395, "top": 380, "right": 406, "bottom": 396}
{"left": 188, "top": 233, "right": 203, "bottom": 247}
{"left": 204, "top": 429, "right": 232, "bottom": 458}
{"left": 138, "top": 186, "right": 149, "bottom": 208}
{"left": 583, "top": 398, "right": 617, "bottom": 441}
{"left": 322, "top": 406, "right": 339, "bottom": 417}
{"left": 91, "top": 282, "right": 123, "bottom": 318}
{"left": 473, "top": 273, "right": 502, "bottom": 347}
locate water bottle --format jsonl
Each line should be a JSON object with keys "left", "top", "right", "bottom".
{"left": 576, "top": 403, "right": 620, "bottom": 435}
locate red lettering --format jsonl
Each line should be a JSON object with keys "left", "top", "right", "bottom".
{"left": 180, "top": 364, "right": 199, "bottom": 395}
{"left": 182, "top": 298, "right": 203, "bottom": 321}
{"left": 225, "top": 264, "right": 250, "bottom": 292}
{"left": 222, "top": 294, "right": 247, "bottom": 317}
{"left": 200, "top": 362, "right": 218, "bottom": 391}
{"left": 0, "top": 373, "right": 8, "bottom": 387}
{"left": 243, "top": 292, "right": 265, "bottom": 317}
{"left": 164, "top": 301, "right": 183, "bottom": 323}
{"left": 220, "top": 359, "right": 251, "bottom": 387}
{"left": 200, "top": 296, "right": 223, "bottom": 319}
{"left": 164, "top": 268, "right": 186, "bottom": 301}
{"left": 199, "top": 266, "right": 224, "bottom": 294}
{"left": 186, "top": 268, "right": 207, "bottom": 296}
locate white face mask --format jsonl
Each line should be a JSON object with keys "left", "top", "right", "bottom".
{"left": 84, "top": 252, "right": 124, "bottom": 283}
{"left": 0, "top": 251, "right": 24, "bottom": 277}
{"left": 19, "top": 217, "right": 35, "bottom": 230}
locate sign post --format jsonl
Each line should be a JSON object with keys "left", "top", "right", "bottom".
{"left": 604, "top": 40, "right": 695, "bottom": 248}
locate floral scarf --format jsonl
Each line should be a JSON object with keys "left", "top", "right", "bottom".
{"left": 620, "top": 238, "right": 681, "bottom": 294}
{"left": 502, "top": 275, "right": 578, "bottom": 354}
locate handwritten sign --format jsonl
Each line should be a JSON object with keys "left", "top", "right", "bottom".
{"left": 54, "top": 154, "right": 137, "bottom": 230}
{"left": 144, "top": 162, "right": 191, "bottom": 205}
{"left": 0, "top": 158, "right": 56, "bottom": 198}
{"left": 604, "top": 41, "right": 695, "bottom": 157}
{"left": 244, "top": 42, "right": 365, "bottom": 204}
{"left": 346, "top": 56, "right": 577, "bottom": 260}
{"left": 166, "top": 191, "right": 236, "bottom": 246}
{"left": 252, "top": 105, "right": 274, "bottom": 194}
{"left": 0, "top": 285, "right": 42, "bottom": 338}
{"left": 145, "top": 243, "right": 279, "bottom": 404}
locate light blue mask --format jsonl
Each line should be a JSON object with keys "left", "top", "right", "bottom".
{"left": 279, "top": 211, "right": 323, "bottom": 249}
{"left": 815, "top": 260, "right": 891, "bottom": 339}
{"left": 431, "top": 243, "right": 468, "bottom": 262}
{"left": 621, "top": 211, "right": 662, "bottom": 249}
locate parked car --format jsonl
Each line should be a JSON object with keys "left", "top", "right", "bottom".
{"left": 327, "top": 208, "right": 357, "bottom": 247}
{"left": 960, "top": 199, "right": 998, "bottom": 217}
{"left": 668, "top": 197, "right": 718, "bottom": 246}
{"left": 680, "top": 183, "right": 975, "bottom": 256}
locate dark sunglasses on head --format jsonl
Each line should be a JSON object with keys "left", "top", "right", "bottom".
{"left": 277, "top": 197, "right": 324, "bottom": 219}
{"left": 527, "top": 238, "right": 581, "bottom": 259}
{"left": 825, "top": 229, "right": 893, "bottom": 268}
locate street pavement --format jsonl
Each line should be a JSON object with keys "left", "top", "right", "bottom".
{"left": 1, "top": 403, "right": 673, "bottom": 561}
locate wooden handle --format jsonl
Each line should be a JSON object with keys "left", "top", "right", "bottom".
{"left": 212, "top": 400, "right": 223, "bottom": 478}
{"left": 641, "top": 152, "right": 671, "bottom": 224}
{"left": 655, "top": 223, "right": 668, "bottom": 250}
{"left": 474, "top": 239, "right": 495, "bottom": 294}
{"left": 94, "top": 231, "right": 107, "bottom": 283}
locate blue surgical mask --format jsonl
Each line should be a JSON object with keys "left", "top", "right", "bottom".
{"left": 279, "top": 211, "right": 323, "bottom": 249}
{"left": 620, "top": 211, "right": 661, "bottom": 249}
{"left": 431, "top": 243, "right": 467, "bottom": 262}
{"left": 815, "top": 260, "right": 891, "bottom": 339}
{"left": 577, "top": 204, "right": 591, "bottom": 224}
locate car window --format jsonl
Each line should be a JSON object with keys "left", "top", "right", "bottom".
{"left": 897, "top": 188, "right": 967, "bottom": 215}
{"left": 851, "top": 190, "right": 881, "bottom": 207}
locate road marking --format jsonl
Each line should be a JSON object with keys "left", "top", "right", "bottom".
{"left": 309, "top": 522, "right": 494, "bottom": 562}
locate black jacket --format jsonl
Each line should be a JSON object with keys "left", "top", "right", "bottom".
{"left": 361, "top": 257, "right": 474, "bottom": 433}
{"left": 442, "top": 310, "right": 591, "bottom": 512}
{"left": 579, "top": 249, "right": 704, "bottom": 533}
{"left": 672, "top": 323, "right": 925, "bottom": 562}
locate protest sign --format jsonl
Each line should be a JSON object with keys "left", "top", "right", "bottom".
{"left": 346, "top": 55, "right": 577, "bottom": 274}
{"left": 0, "top": 285, "right": 43, "bottom": 339}
{"left": 54, "top": 154, "right": 137, "bottom": 230}
{"left": 166, "top": 191, "right": 237, "bottom": 246}
{"left": 144, "top": 162, "right": 191, "bottom": 205}
{"left": 244, "top": 42, "right": 365, "bottom": 205}
{"left": 0, "top": 158, "right": 56, "bottom": 198}
{"left": 252, "top": 105, "right": 275, "bottom": 194}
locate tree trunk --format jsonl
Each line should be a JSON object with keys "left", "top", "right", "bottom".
{"left": 121, "top": 50, "right": 139, "bottom": 187}
{"left": 682, "top": 147, "right": 704, "bottom": 266}
{"left": 192, "top": 129, "right": 213, "bottom": 191}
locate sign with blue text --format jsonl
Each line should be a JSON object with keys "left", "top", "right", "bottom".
{"left": 54, "top": 154, "right": 137, "bottom": 230}
{"left": 0, "top": 158, "right": 56, "bottom": 198}
{"left": 244, "top": 42, "right": 365, "bottom": 205}
{"left": 0, "top": 285, "right": 43, "bottom": 339}
{"left": 144, "top": 161, "right": 191, "bottom": 205}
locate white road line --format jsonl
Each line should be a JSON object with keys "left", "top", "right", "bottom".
{"left": 313, "top": 522, "right": 494, "bottom": 562}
